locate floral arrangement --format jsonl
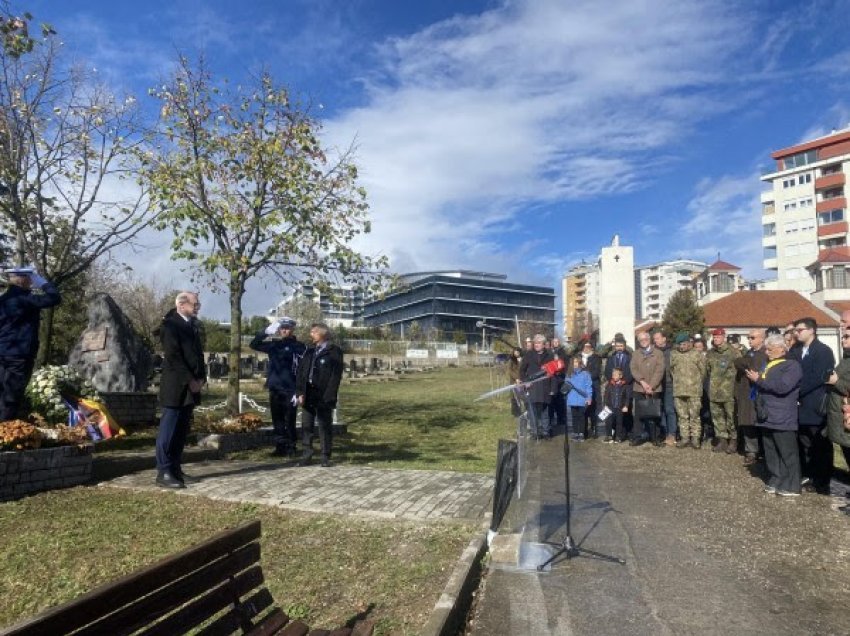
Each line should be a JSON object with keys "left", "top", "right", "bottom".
{"left": 25, "top": 365, "right": 101, "bottom": 425}
{"left": 194, "top": 412, "right": 265, "bottom": 434}
{"left": 0, "top": 420, "right": 42, "bottom": 450}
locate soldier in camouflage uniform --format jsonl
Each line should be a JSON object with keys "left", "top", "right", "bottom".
{"left": 706, "top": 328, "right": 741, "bottom": 454}
{"left": 669, "top": 332, "right": 706, "bottom": 449}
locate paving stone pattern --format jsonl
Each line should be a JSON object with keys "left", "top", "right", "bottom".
{"left": 103, "top": 461, "right": 494, "bottom": 522}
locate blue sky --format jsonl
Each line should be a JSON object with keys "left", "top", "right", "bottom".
{"left": 22, "top": 0, "right": 850, "bottom": 320}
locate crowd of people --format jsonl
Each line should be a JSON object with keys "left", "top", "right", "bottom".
{"left": 508, "top": 318, "right": 850, "bottom": 512}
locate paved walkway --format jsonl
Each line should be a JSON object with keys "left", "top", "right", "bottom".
{"left": 102, "top": 460, "right": 494, "bottom": 522}
{"left": 469, "top": 434, "right": 850, "bottom": 636}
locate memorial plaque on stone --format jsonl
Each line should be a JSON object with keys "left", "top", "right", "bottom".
{"left": 81, "top": 328, "right": 108, "bottom": 352}
{"left": 68, "top": 293, "right": 154, "bottom": 392}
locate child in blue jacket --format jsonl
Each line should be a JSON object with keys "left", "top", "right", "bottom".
{"left": 566, "top": 357, "right": 593, "bottom": 440}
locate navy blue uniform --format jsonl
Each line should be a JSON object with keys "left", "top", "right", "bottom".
{"left": 250, "top": 331, "right": 305, "bottom": 453}
{"left": 0, "top": 281, "right": 61, "bottom": 420}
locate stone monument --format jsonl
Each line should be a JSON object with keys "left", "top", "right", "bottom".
{"left": 69, "top": 293, "right": 153, "bottom": 392}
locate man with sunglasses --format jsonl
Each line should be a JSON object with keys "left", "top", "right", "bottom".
{"left": 790, "top": 317, "right": 834, "bottom": 494}
{"left": 734, "top": 329, "right": 768, "bottom": 465}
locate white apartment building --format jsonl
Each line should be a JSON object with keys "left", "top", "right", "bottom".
{"left": 270, "top": 283, "right": 364, "bottom": 328}
{"left": 634, "top": 259, "right": 706, "bottom": 320}
{"left": 761, "top": 127, "right": 850, "bottom": 293}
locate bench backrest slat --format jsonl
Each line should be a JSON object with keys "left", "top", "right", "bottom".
{"left": 275, "top": 621, "right": 311, "bottom": 636}
{"left": 197, "top": 588, "right": 277, "bottom": 636}
{"left": 0, "top": 521, "right": 262, "bottom": 636}
{"left": 75, "top": 542, "right": 262, "bottom": 636}
{"left": 135, "top": 565, "right": 265, "bottom": 636}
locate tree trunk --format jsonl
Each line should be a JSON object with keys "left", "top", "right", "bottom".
{"left": 35, "top": 305, "right": 56, "bottom": 368}
{"left": 227, "top": 280, "right": 244, "bottom": 415}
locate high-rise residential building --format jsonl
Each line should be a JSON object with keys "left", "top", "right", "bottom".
{"left": 634, "top": 259, "right": 707, "bottom": 320}
{"left": 561, "top": 235, "right": 635, "bottom": 343}
{"left": 761, "top": 127, "right": 850, "bottom": 293}
{"left": 562, "top": 262, "right": 600, "bottom": 340}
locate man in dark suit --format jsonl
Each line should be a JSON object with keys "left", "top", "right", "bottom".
{"left": 0, "top": 267, "right": 61, "bottom": 421}
{"left": 154, "top": 291, "right": 206, "bottom": 488}
{"left": 790, "top": 317, "right": 835, "bottom": 494}
{"left": 295, "top": 322, "right": 343, "bottom": 467}
{"left": 519, "top": 334, "right": 556, "bottom": 439}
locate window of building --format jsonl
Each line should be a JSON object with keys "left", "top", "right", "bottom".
{"left": 799, "top": 173, "right": 812, "bottom": 185}
{"left": 783, "top": 178, "right": 795, "bottom": 189}
{"left": 784, "top": 220, "right": 799, "bottom": 234}
{"left": 818, "top": 209, "right": 845, "bottom": 225}
{"left": 784, "top": 201, "right": 797, "bottom": 211}
{"left": 763, "top": 222, "right": 776, "bottom": 237}
{"left": 822, "top": 187, "right": 844, "bottom": 200}
{"left": 800, "top": 197, "right": 813, "bottom": 208}
{"left": 799, "top": 218, "right": 815, "bottom": 232}
{"left": 819, "top": 236, "right": 847, "bottom": 249}
{"left": 762, "top": 202, "right": 775, "bottom": 215}
{"left": 764, "top": 246, "right": 777, "bottom": 259}
{"left": 822, "top": 163, "right": 842, "bottom": 176}
{"left": 782, "top": 150, "right": 817, "bottom": 170}
{"left": 830, "top": 266, "right": 847, "bottom": 289}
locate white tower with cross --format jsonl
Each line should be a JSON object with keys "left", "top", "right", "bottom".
{"left": 598, "top": 234, "right": 636, "bottom": 345}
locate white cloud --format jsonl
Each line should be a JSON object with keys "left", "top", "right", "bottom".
{"left": 679, "top": 174, "right": 766, "bottom": 277}
{"left": 325, "top": 0, "right": 753, "bottom": 276}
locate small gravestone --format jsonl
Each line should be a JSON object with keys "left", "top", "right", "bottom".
{"left": 68, "top": 293, "right": 153, "bottom": 392}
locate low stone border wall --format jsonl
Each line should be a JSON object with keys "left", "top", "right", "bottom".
{"left": 0, "top": 444, "right": 93, "bottom": 501}
{"left": 420, "top": 531, "right": 489, "bottom": 636}
{"left": 102, "top": 391, "right": 158, "bottom": 428}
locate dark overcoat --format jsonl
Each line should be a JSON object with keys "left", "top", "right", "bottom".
{"left": 295, "top": 342, "right": 344, "bottom": 406}
{"left": 734, "top": 346, "right": 768, "bottom": 427}
{"left": 519, "top": 349, "right": 556, "bottom": 404}
{"left": 826, "top": 354, "right": 850, "bottom": 449}
{"left": 157, "top": 309, "right": 206, "bottom": 408}
{"left": 793, "top": 338, "right": 834, "bottom": 426}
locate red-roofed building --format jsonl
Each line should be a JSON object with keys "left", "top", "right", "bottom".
{"left": 808, "top": 246, "right": 850, "bottom": 308}
{"left": 761, "top": 128, "right": 850, "bottom": 294}
{"left": 694, "top": 259, "right": 745, "bottom": 305}
{"left": 703, "top": 290, "right": 841, "bottom": 359}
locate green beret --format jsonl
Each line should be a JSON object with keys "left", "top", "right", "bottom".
{"left": 674, "top": 332, "right": 690, "bottom": 344}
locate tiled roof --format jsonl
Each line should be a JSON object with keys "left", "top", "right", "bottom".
{"left": 703, "top": 290, "right": 838, "bottom": 328}
{"left": 706, "top": 259, "right": 741, "bottom": 271}
{"left": 826, "top": 300, "right": 850, "bottom": 316}
{"left": 813, "top": 246, "right": 850, "bottom": 265}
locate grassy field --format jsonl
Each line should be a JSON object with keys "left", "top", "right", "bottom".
{"left": 0, "top": 488, "right": 478, "bottom": 634}
{"left": 0, "top": 367, "right": 510, "bottom": 633}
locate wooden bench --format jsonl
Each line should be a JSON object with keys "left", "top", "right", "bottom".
{"left": 1, "top": 521, "right": 374, "bottom": 636}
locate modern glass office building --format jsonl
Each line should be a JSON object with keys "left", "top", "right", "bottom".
{"left": 362, "top": 270, "right": 556, "bottom": 344}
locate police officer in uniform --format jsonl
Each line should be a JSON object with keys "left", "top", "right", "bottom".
{"left": 0, "top": 267, "right": 61, "bottom": 421}
{"left": 250, "top": 316, "right": 305, "bottom": 457}
{"left": 295, "top": 322, "right": 343, "bottom": 467}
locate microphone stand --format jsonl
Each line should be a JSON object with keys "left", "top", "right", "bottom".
{"left": 537, "top": 411, "right": 626, "bottom": 570}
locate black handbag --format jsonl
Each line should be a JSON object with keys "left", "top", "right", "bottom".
{"left": 637, "top": 394, "right": 662, "bottom": 420}
{"left": 815, "top": 390, "right": 830, "bottom": 418}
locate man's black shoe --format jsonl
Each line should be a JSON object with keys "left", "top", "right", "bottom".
{"left": 321, "top": 458, "right": 333, "bottom": 468}
{"left": 175, "top": 470, "right": 200, "bottom": 484}
{"left": 156, "top": 471, "right": 186, "bottom": 489}
{"left": 270, "top": 445, "right": 289, "bottom": 457}
{"left": 629, "top": 438, "right": 645, "bottom": 447}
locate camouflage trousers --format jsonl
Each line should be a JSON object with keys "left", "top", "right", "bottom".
{"left": 674, "top": 396, "right": 702, "bottom": 440}
{"left": 710, "top": 400, "right": 736, "bottom": 440}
